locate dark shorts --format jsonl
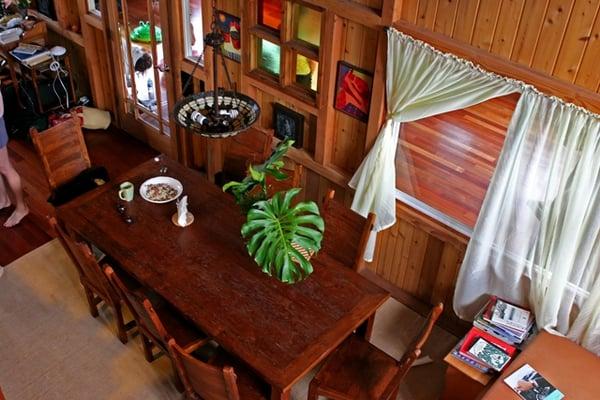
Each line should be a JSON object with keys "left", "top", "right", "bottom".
{"left": 0, "top": 117, "right": 7, "bottom": 149}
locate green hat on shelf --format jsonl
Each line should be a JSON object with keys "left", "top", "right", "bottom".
{"left": 130, "top": 21, "right": 162, "bottom": 44}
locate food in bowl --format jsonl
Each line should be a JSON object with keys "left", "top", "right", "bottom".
{"left": 145, "top": 183, "right": 179, "bottom": 202}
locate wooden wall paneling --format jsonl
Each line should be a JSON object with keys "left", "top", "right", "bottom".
{"left": 381, "top": 0, "right": 403, "bottom": 25}
{"left": 332, "top": 21, "right": 378, "bottom": 172}
{"left": 451, "top": 0, "right": 481, "bottom": 43}
{"left": 364, "top": 30, "right": 387, "bottom": 152}
{"left": 433, "top": 0, "right": 460, "bottom": 36}
{"left": 552, "top": 0, "right": 600, "bottom": 83}
{"left": 530, "top": 0, "right": 576, "bottom": 74}
{"left": 392, "top": 19, "right": 600, "bottom": 113}
{"left": 315, "top": 11, "right": 343, "bottom": 165}
{"left": 510, "top": 0, "right": 550, "bottom": 65}
{"left": 575, "top": 7, "right": 600, "bottom": 90}
{"left": 400, "top": 0, "right": 420, "bottom": 23}
{"left": 470, "top": 0, "right": 502, "bottom": 51}
{"left": 301, "top": 0, "right": 382, "bottom": 27}
{"left": 54, "top": 0, "right": 82, "bottom": 32}
{"left": 490, "top": 0, "right": 526, "bottom": 59}
{"left": 416, "top": 0, "right": 439, "bottom": 31}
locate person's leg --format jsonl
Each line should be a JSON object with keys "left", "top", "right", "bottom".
{"left": 0, "top": 146, "right": 28, "bottom": 227}
{"left": 0, "top": 174, "right": 10, "bottom": 210}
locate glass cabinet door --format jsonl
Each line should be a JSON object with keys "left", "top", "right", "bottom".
{"left": 182, "top": 0, "right": 204, "bottom": 62}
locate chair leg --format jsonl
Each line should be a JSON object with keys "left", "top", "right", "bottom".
{"left": 170, "top": 358, "right": 184, "bottom": 393}
{"left": 83, "top": 287, "right": 99, "bottom": 318}
{"left": 114, "top": 303, "right": 128, "bottom": 344}
{"left": 141, "top": 334, "right": 155, "bottom": 362}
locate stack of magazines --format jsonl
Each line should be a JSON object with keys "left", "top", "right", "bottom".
{"left": 474, "top": 296, "right": 535, "bottom": 345}
{"left": 450, "top": 296, "right": 535, "bottom": 375}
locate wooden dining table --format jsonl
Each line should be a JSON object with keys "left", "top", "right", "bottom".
{"left": 57, "top": 155, "right": 389, "bottom": 400}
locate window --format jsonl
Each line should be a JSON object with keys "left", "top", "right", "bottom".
{"left": 182, "top": 0, "right": 204, "bottom": 63}
{"left": 293, "top": 3, "right": 321, "bottom": 48}
{"left": 87, "top": 0, "right": 101, "bottom": 16}
{"left": 258, "top": 0, "right": 283, "bottom": 32}
{"left": 250, "top": 1, "right": 323, "bottom": 97}
{"left": 395, "top": 94, "right": 520, "bottom": 230}
{"left": 259, "top": 39, "right": 281, "bottom": 76}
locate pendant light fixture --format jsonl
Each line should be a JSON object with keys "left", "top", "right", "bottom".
{"left": 172, "top": 0, "right": 260, "bottom": 138}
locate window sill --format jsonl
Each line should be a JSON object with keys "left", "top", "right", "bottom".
{"left": 395, "top": 189, "right": 474, "bottom": 238}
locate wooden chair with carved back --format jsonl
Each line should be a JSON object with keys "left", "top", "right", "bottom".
{"left": 50, "top": 217, "right": 136, "bottom": 344}
{"left": 168, "top": 337, "right": 270, "bottom": 400}
{"left": 266, "top": 160, "right": 304, "bottom": 197}
{"left": 308, "top": 302, "right": 444, "bottom": 400}
{"left": 104, "top": 266, "right": 210, "bottom": 391}
{"left": 321, "top": 189, "right": 376, "bottom": 273}
{"left": 217, "top": 127, "right": 275, "bottom": 184}
{"left": 30, "top": 118, "right": 91, "bottom": 191}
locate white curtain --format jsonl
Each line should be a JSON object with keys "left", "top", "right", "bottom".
{"left": 349, "top": 28, "right": 519, "bottom": 260}
{"left": 454, "top": 89, "right": 600, "bottom": 354}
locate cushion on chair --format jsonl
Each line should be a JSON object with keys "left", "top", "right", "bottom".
{"left": 48, "top": 166, "right": 109, "bottom": 206}
{"left": 313, "top": 334, "right": 399, "bottom": 400}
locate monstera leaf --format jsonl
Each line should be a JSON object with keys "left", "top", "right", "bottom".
{"left": 241, "top": 188, "right": 325, "bottom": 284}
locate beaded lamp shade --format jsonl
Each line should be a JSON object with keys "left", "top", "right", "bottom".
{"left": 172, "top": 1, "right": 260, "bottom": 138}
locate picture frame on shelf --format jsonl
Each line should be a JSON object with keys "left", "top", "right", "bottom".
{"left": 334, "top": 61, "right": 373, "bottom": 122}
{"left": 272, "top": 103, "right": 304, "bottom": 148}
{"left": 216, "top": 10, "right": 241, "bottom": 62}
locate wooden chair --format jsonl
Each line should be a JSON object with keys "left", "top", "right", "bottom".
{"left": 321, "top": 189, "right": 376, "bottom": 272}
{"left": 218, "top": 127, "right": 274, "bottom": 183}
{"left": 266, "top": 161, "right": 304, "bottom": 197}
{"left": 168, "top": 337, "right": 269, "bottom": 400}
{"left": 50, "top": 217, "right": 136, "bottom": 344}
{"left": 30, "top": 117, "right": 91, "bottom": 191}
{"left": 308, "top": 303, "right": 444, "bottom": 400}
{"left": 104, "top": 266, "right": 209, "bottom": 390}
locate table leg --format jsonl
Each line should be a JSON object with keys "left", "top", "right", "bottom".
{"left": 356, "top": 314, "right": 375, "bottom": 341}
{"left": 270, "top": 385, "right": 291, "bottom": 400}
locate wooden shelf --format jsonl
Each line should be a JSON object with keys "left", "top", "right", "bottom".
{"left": 28, "top": 10, "right": 84, "bottom": 47}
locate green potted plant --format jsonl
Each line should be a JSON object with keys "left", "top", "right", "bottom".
{"left": 223, "top": 139, "right": 325, "bottom": 284}
{"left": 223, "top": 139, "right": 294, "bottom": 212}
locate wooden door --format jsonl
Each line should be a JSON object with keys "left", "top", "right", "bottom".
{"left": 106, "top": 0, "right": 177, "bottom": 156}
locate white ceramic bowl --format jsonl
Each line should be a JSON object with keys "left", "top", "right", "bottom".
{"left": 139, "top": 176, "right": 183, "bottom": 204}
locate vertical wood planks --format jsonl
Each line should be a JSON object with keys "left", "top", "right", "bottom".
{"left": 371, "top": 201, "right": 468, "bottom": 310}
{"left": 399, "top": 0, "right": 600, "bottom": 101}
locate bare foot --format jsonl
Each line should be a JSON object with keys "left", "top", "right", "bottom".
{"left": 4, "top": 206, "right": 28, "bottom": 228}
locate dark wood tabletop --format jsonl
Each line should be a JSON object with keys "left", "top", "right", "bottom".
{"left": 57, "top": 155, "right": 389, "bottom": 399}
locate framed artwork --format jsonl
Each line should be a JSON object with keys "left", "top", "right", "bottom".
{"left": 334, "top": 61, "right": 374, "bottom": 122}
{"left": 216, "top": 10, "right": 241, "bottom": 62}
{"left": 273, "top": 103, "right": 304, "bottom": 148}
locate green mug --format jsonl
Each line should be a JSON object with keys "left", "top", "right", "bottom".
{"left": 118, "top": 182, "right": 134, "bottom": 202}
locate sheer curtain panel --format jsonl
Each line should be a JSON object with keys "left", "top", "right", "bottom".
{"left": 454, "top": 90, "right": 600, "bottom": 354}
{"left": 349, "top": 28, "right": 519, "bottom": 260}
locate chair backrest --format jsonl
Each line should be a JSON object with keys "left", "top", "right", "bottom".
{"left": 168, "top": 338, "right": 241, "bottom": 400}
{"left": 104, "top": 266, "right": 168, "bottom": 346}
{"left": 396, "top": 303, "right": 444, "bottom": 380}
{"left": 266, "top": 161, "right": 303, "bottom": 197}
{"left": 30, "top": 117, "right": 91, "bottom": 190}
{"left": 224, "top": 127, "right": 274, "bottom": 166}
{"left": 50, "top": 217, "right": 116, "bottom": 304}
{"left": 320, "top": 189, "right": 375, "bottom": 271}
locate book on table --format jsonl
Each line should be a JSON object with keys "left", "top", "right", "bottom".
{"left": 475, "top": 296, "right": 535, "bottom": 345}
{"left": 459, "top": 327, "right": 517, "bottom": 372}
{"left": 504, "top": 364, "right": 564, "bottom": 400}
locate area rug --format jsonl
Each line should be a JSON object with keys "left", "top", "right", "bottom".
{"left": 0, "top": 239, "right": 456, "bottom": 400}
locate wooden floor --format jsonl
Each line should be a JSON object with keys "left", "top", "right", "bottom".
{"left": 397, "top": 93, "right": 520, "bottom": 228}
{"left": 0, "top": 126, "right": 157, "bottom": 266}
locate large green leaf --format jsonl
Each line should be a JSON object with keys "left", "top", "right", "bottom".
{"left": 241, "top": 188, "right": 324, "bottom": 284}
